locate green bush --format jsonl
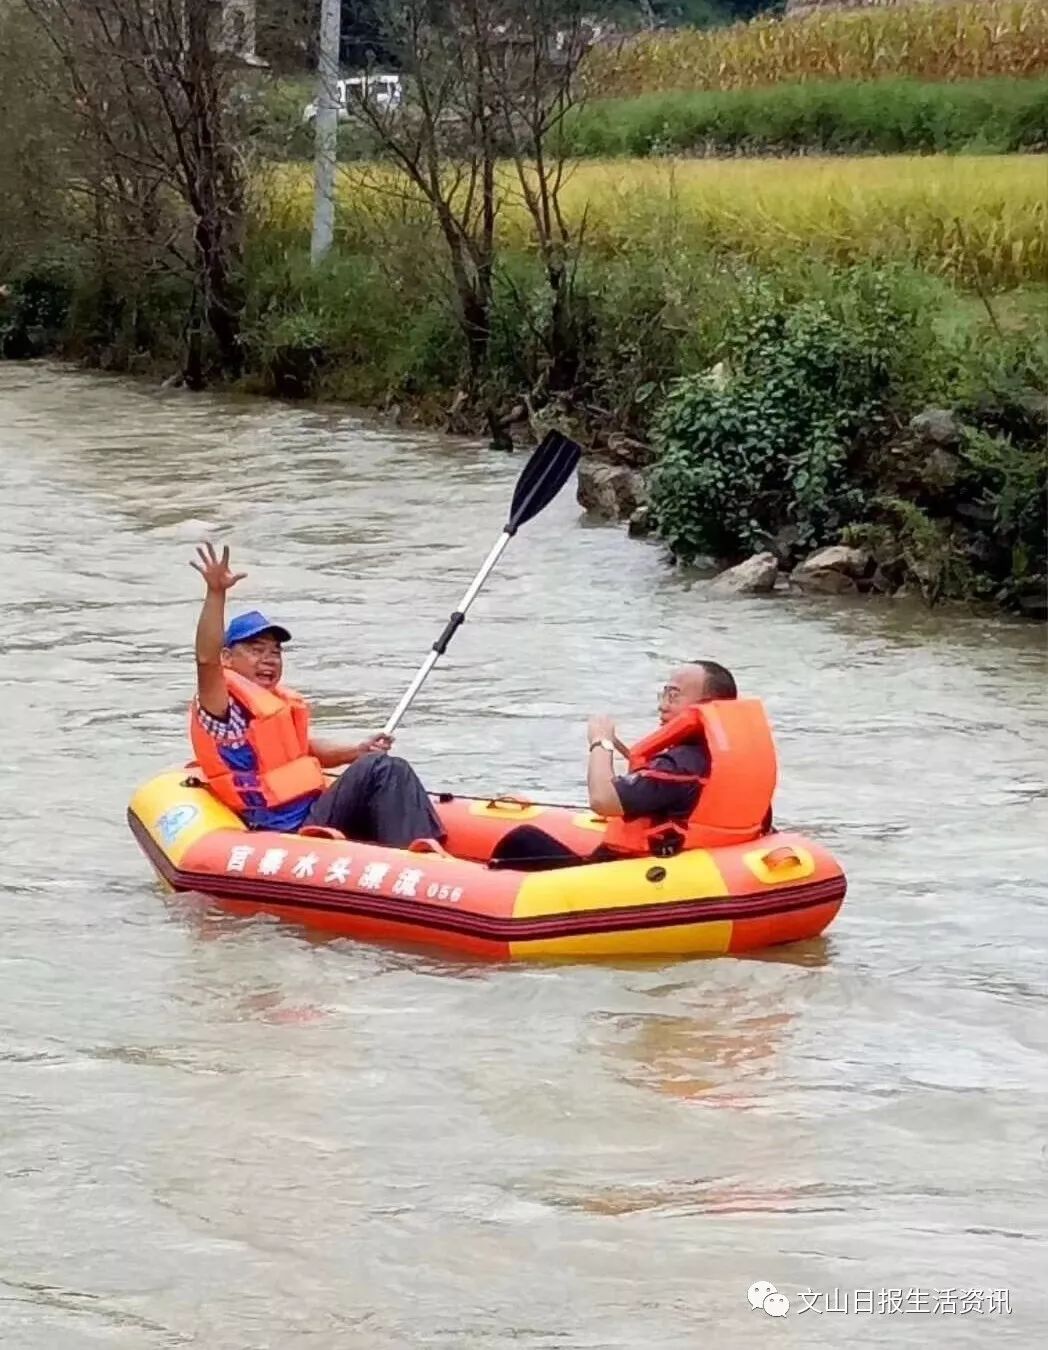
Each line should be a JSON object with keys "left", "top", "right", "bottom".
{"left": 63, "top": 266, "right": 192, "bottom": 369}
{"left": 2, "top": 249, "right": 196, "bottom": 369}
{"left": 957, "top": 428, "right": 1048, "bottom": 602}
{"left": 239, "top": 75, "right": 315, "bottom": 160}
{"left": 382, "top": 298, "right": 466, "bottom": 398}
{"left": 243, "top": 249, "right": 397, "bottom": 398}
{"left": 843, "top": 499, "right": 978, "bottom": 606}
{"left": 241, "top": 245, "right": 469, "bottom": 402}
{"left": 565, "top": 77, "right": 1048, "bottom": 158}
{"left": 647, "top": 265, "right": 1046, "bottom": 610}
{"left": 844, "top": 422, "right": 1048, "bottom": 608}
{"left": 0, "top": 256, "right": 75, "bottom": 358}
{"left": 648, "top": 272, "right": 915, "bottom": 561}
{"left": 929, "top": 317, "right": 1048, "bottom": 445}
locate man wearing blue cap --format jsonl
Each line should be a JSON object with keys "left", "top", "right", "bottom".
{"left": 189, "top": 542, "right": 445, "bottom": 845}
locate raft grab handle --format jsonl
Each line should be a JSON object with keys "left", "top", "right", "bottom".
{"left": 763, "top": 846, "right": 802, "bottom": 870}
{"left": 484, "top": 794, "right": 535, "bottom": 811}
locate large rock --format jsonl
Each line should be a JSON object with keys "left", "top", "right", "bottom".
{"left": 921, "top": 444, "right": 961, "bottom": 491}
{"left": 769, "top": 523, "right": 802, "bottom": 567}
{"left": 1016, "top": 586, "right": 1048, "bottom": 621}
{"left": 576, "top": 460, "right": 648, "bottom": 520}
{"left": 709, "top": 552, "right": 781, "bottom": 596}
{"left": 794, "top": 569, "right": 859, "bottom": 596}
{"left": 909, "top": 408, "right": 963, "bottom": 447}
{"left": 790, "top": 545, "right": 872, "bottom": 594}
{"left": 605, "top": 432, "right": 656, "bottom": 468}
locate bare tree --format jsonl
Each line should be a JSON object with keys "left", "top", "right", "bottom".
{"left": 483, "top": 1, "right": 594, "bottom": 392}
{"left": 342, "top": 0, "right": 596, "bottom": 401}
{"left": 21, "top": 0, "right": 251, "bottom": 386}
{"left": 341, "top": 0, "right": 501, "bottom": 390}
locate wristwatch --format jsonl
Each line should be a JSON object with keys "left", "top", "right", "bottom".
{"left": 589, "top": 738, "right": 615, "bottom": 754}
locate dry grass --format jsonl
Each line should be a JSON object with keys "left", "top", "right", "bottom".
{"left": 547, "top": 155, "right": 1047, "bottom": 286}
{"left": 258, "top": 154, "right": 1047, "bottom": 288}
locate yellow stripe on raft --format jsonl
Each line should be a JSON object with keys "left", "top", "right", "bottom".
{"left": 511, "top": 848, "right": 735, "bottom": 955}
{"left": 509, "top": 919, "right": 734, "bottom": 961}
{"left": 513, "top": 848, "right": 729, "bottom": 918}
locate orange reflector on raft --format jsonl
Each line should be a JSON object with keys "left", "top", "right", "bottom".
{"left": 743, "top": 843, "right": 815, "bottom": 885}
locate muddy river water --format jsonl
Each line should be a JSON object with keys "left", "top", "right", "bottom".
{"left": 1, "top": 363, "right": 1046, "bottom": 1348}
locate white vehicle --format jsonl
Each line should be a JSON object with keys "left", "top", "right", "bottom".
{"left": 303, "top": 73, "right": 403, "bottom": 123}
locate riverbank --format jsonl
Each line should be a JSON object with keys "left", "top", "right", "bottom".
{"left": 2, "top": 152, "right": 1044, "bottom": 618}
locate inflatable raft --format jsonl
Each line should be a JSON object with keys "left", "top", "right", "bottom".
{"left": 128, "top": 768, "right": 846, "bottom": 960}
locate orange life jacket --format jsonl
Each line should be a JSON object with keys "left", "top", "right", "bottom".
{"left": 189, "top": 670, "right": 326, "bottom": 817}
{"left": 602, "top": 699, "right": 778, "bottom": 857}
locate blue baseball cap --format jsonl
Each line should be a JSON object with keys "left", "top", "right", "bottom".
{"left": 223, "top": 610, "right": 292, "bottom": 647}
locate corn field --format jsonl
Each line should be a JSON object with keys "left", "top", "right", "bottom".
{"left": 584, "top": 1, "right": 1048, "bottom": 97}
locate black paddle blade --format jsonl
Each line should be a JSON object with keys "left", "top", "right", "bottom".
{"left": 506, "top": 429, "right": 582, "bottom": 533}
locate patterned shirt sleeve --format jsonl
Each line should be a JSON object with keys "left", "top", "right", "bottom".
{"left": 194, "top": 696, "right": 250, "bottom": 746}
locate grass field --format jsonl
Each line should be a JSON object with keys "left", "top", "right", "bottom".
{"left": 563, "top": 77, "right": 1048, "bottom": 158}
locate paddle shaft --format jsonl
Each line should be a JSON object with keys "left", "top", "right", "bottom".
{"left": 379, "top": 428, "right": 580, "bottom": 738}
{"left": 381, "top": 530, "right": 512, "bottom": 737}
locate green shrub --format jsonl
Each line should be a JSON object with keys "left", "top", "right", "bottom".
{"left": 648, "top": 272, "right": 915, "bottom": 561}
{"left": 957, "top": 428, "right": 1048, "bottom": 601}
{"left": 241, "top": 245, "right": 470, "bottom": 402}
{"left": 565, "top": 77, "right": 1048, "bottom": 158}
{"left": 844, "top": 500, "right": 978, "bottom": 605}
{"left": 0, "top": 256, "right": 75, "bottom": 358}
{"left": 62, "top": 266, "right": 192, "bottom": 369}
{"left": 647, "top": 263, "right": 1046, "bottom": 610}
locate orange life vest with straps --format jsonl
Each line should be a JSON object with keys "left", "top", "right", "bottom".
{"left": 601, "top": 698, "right": 778, "bottom": 857}
{"left": 189, "top": 670, "right": 326, "bottom": 818}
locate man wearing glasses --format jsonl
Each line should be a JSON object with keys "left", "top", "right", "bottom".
{"left": 490, "top": 661, "right": 776, "bottom": 869}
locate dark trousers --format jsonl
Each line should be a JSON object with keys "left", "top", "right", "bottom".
{"left": 305, "top": 753, "right": 445, "bottom": 849}
{"left": 489, "top": 812, "right": 774, "bottom": 871}
{"left": 489, "top": 824, "right": 615, "bottom": 872}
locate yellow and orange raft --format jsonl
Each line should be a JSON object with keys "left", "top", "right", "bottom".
{"left": 128, "top": 769, "right": 847, "bottom": 961}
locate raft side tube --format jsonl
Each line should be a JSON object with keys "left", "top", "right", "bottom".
{"left": 128, "top": 767, "right": 847, "bottom": 960}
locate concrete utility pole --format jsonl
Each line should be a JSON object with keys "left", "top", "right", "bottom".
{"left": 311, "top": 0, "right": 341, "bottom": 264}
